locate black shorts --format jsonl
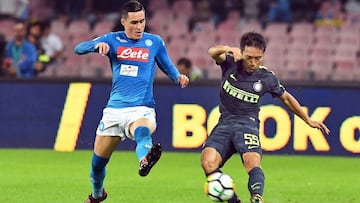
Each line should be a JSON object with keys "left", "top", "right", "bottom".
{"left": 204, "top": 119, "right": 261, "bottom": 167}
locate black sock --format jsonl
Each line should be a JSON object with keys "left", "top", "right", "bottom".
{"left": 227, "top": 192, "right": 241, "bottom": 203}
{"left": 248, "top": 167, "right": 265, "bottom": 196}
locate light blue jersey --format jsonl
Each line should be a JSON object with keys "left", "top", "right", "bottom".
{"left": 74, "top": 31, "right": 180, "bottom": 108}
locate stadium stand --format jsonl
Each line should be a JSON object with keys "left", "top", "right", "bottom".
{"left": 0, "top": 0, "right": 358, "bottom": 81}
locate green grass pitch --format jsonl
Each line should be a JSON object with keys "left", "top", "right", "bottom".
{"left": 0, "top": 149, "right": 359, "bottom": 203}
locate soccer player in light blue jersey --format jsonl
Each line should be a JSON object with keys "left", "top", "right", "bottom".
{"left": 74, "top": 1, "right": 189, "bottom": 202}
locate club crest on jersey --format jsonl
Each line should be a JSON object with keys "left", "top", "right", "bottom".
{"left": 117, "top": 47, "right": 149, "bottom": 62}
{"left": 145, "top": 39, "right": 153, "bottom": 46}
{"left": 253, "top": 80, "right": 263, "bottom": 92}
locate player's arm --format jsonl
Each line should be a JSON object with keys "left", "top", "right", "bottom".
{"left": 279, "top": 91, "right": 330, "bottom": 134}
{"left": 74, "top": 35, "right": 109, "bottom": 56}
{"left": 208, "top": 45, "right": 242, "bottom": 63}
{"left": 156, "top": 39, "right": 189, "bottom": 88}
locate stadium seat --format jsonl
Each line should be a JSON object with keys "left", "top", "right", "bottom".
{"left": 171, "top": 0, "right": 193, "bottom": 17}
{"left": 264, "top": 22, "right": 289, "bottom": 34}
{"left": 264, "top": 23, "right": 289, "bottom": 44}
{"left": 93, "top": 20, "right": 114, "bottom": 37}
{"left": 285, "top": 43, "right": 310, "bottom": 59}
{"left": 353, "top": 65, "right": 360, "bottom": 80}
{"left": 337, "top": 31, "right": 360, "bottom": 49}
{"left": 67, "top": 20, "right": 91, "bottom": 34}
{"left": 51, "top": 18, "right": 67, "bottom": 34}
{"left": 147, "top": 9, "right": 173, "bottom": 35}
{"left": 283, "top": 58, "right": 310, "bottom": 81}
{"left": 0, "top": 19, "right": 15, "bottom": 40}
{"left": 215, "top": 29, "right": 241, "bottom": 46}
{"left": 57, "top": 56, "right": 83, "bottom": 78}
{"left": 186, "top": 47, "right": 212, "bottom": 71}
{"left": 240, "top": 20, "right": 262, "bottom": 34}
{"left": 265, "top": 42, "right": 287, "bottom": 57}
{"left": 207, "top": 64, "right": 221, "bottom": 79}
{"left": 291, "top": 22, "right": 314, "bottom": 33}
{"left": 309, "top": 59, "right": 333, "bottom": 81}
{"left": 166, "top": 19, "right": 189, "bottom": 41}
{"left": 148, "top": 0, "right": 169, "bottom": 14}
{"left": 333, "top": 47, "right": 357, "bottom": 62}
{"left": 80, "top": 54, "right": 111, "bottom": 79}
{"left": 288, "top": 23, "right": 314, "bottom": 47}
{"left": 332, "top": 60, "right": 356, "bottom": 81}
{"left": 314, "top": 25, "right": 337, "bottom": 44}
{"left": 263, "top": 57, "right": 285, "bottom": 79}
{"left": 167, "top": 39, "right": 187, "bottom": 62}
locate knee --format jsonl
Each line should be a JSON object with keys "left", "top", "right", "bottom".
{"left": 134, "top": 126, "right": 151, "bottom": 142}
{"left": 201, "top": 150, "right": 221, "bottom": 173}
{"left": 201, "top": 159, "right": 219, "bottom": 173}
{"left": 243, "top": 153, "right": 261, "bottom": 172}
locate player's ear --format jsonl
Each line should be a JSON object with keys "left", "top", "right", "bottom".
{"left": 120, "top": 18, "right": 126, "bottom": 26}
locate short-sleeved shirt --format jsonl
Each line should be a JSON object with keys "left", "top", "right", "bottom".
{"left": 218, "top": 55, "right": 285, "bottom": 122}
{"left": 204, "top": 55, "right": 286, "bottom": 161}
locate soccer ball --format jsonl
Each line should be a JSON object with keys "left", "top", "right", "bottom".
{"left": 204, "top": 172, "right": 235, "bottom": 202}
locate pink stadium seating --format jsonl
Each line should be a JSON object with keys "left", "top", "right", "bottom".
{"left": 67, "top": 20, "right": 91, "bottom": 34}
{"left": 282, "top": 58, "right": 310, "bottom": 81}
{"left": 93, "top": 20, "right": 114, "bottom": 37}
{"left": 171, "top": 0, "right": 193, "bottom": 17}
{"left": 309, "top": 59, "right": 333, "bottom": 81}
{"left": 0, "top": 19, "right": 15, "bottom": 40}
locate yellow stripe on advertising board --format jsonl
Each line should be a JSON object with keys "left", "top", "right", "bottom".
{"left": 54, "top": 83, "right": 91, "bottom": 152}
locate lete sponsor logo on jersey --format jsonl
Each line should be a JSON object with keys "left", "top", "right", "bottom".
{"left": 117, "top": 47, "right": 150, "bottom": 62}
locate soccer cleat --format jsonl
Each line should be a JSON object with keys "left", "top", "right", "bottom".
{"left": 84, "top": 190, "right": 107, "bottom": 203}
{"left": 250, "top": 194, "right": 263, "bottom": 203}
{"left": 138, "top": 143, "right": 162, "bottom": 177}
{"left": 228, "top": 197, "right": 242, "bottom": 203}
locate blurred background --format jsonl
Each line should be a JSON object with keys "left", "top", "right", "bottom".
{"left": 0, "top": 0, "right": 359, "bottom": 82}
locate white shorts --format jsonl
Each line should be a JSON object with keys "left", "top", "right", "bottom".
{"left": 96, "top": 106, "right": 156, "bottom": 141}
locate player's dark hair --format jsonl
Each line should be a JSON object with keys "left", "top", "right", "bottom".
{"left": 240, "top": 31, "right": 266, "bottom": 53}
{"left": 121, "top": 0, "right": 145, "bottom": 19}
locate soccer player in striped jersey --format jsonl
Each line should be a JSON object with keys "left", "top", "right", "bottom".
{"left": 74, "top": 1, "right": 189, "bottom": 202}
{"left": 201, "top": 32, "right": 330, "bottom": 203}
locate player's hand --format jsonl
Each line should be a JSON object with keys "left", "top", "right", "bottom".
{"left": 229, "top": 47, "right": 242, "bottom": 62}
{"left": 178, "top": 74, "right": 189, "bottom": 88}
{"left": 95, "top": 42, "right": 110, "bottom": 56}
{"left": 308, "top": 120, "right": 330, "bottom": 135}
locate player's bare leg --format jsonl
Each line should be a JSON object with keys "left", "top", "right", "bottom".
{"left": 243, "top": 152, "right": 264, "bottom": 203}
{"left": 85, "top": 136, "right": 121, "bottom": 203}
{"left": 201, "top": 147, "right": 242, "bottom": 203}
{"left": 201, "top": 147, "right": 222, "bottom": 174}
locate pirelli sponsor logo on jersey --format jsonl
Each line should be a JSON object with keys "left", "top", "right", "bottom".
{"left": 117, "top": 47, "right": 149, "bottom": 62}
{"left": 223, "top": 80, "right": 259, "bottom": 103}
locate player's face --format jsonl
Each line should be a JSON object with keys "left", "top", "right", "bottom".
{"left": 241, "top": 46, "right": 264, "bottom": 73}
{"left": 121, "top": 10, "right": 146, "bottom": 40}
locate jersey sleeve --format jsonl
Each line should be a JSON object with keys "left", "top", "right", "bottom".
{"left": 154, "top": 36, "right": 180, "bottom": 83}
{"left": 268, "top": 73, "right": 285, "bottom": 98}
{"left": 217, "top": 54, "right": 233, "bottom": 71}
{"left": 73, "top": 34, "right": 109, "bottom": 55}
